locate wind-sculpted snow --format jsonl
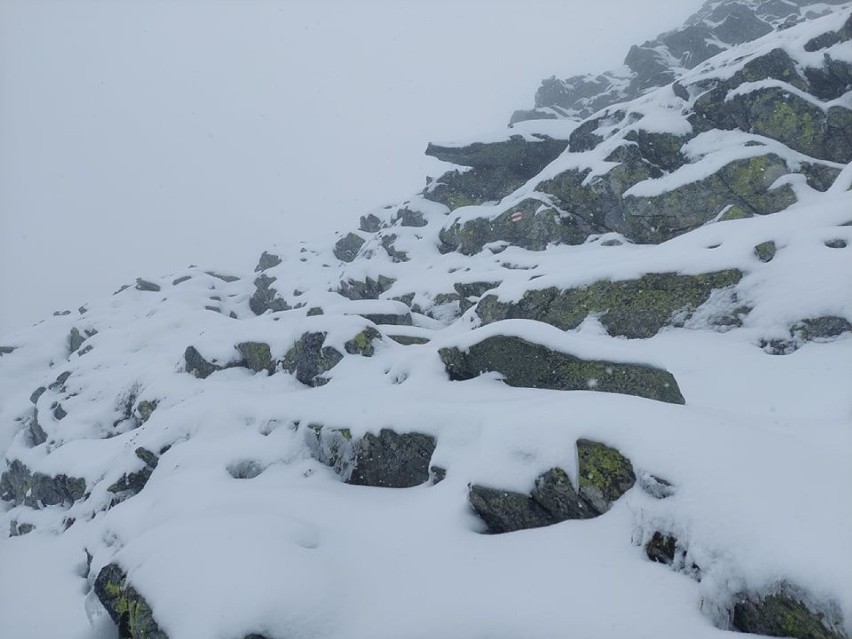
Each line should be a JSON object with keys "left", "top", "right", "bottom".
{"left": 1, "top": 3, "right": 851, "bottom": 639}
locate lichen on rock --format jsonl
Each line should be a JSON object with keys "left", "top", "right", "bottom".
{"left": 94, "top": 563, "right": 168, "bottom": 639}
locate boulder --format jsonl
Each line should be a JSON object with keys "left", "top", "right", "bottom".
{"left": 254, "top": 250, "right": 282, "bottom": 272}
{"left": 754, "top": 241, "right": 777, "bottom": 262}
{"left": 438, "top": 199, "right": 592, "bottom": 255}
{"left": 94, "top": 563, "right": 168, "bottom": 639}
{"left": 282, "top": 333, "right": 343, "bottom": 387}
{"left": 134, "top": 278, "right": 161, "bottom": 292}
{"left": 337, "top": 275, "right": 396, "bottom": 301}
{"left": 307, "top": 426, "right": 436, "bottom": 488}
{"left": 0, "top": 459, "right": 86, "bottom": 508}
{"left": 476, "top": 270, "right": 744, "bottom": 338}
{"left": 0, "top": 346, "right": 16, "bottom": 356}
{"left": 576, "top": 439, "right": 636, "bottom": 513}
{"left": 184, "top": 346, "right": 222, "bottom": 379}
{"left": 236, "top": 342, "right": 275, "bottom": 374}
{"left": 334, "top": 232, "right": 366, "bottom": 262}
{"left": 343, "top": 327, "right": 381, "bottom": 357}
{"left": 439, "top": 334, "right": 685, "bottom": 404}
{"left": 732, "top": 585, "right": 846, "bottom": 639}
{"left": 249, "top": 274, "right": 291, "bottom": 315}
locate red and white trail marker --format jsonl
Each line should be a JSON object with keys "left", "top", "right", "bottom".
{"left": 510, "top": 211, "right": 525, "bottom": 223}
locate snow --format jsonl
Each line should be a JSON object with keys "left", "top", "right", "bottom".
{"left": 1, "top": 5, "right": 851, "bottom": 639}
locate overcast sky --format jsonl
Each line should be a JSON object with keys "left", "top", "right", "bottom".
{"left": 0, "top": 0, "right": 705, "bottom": 337}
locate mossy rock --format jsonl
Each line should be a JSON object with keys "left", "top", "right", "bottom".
{"left": 576, "top": 439, "right": 636, "bottom": 513}
{"left": 236, "top": 341, "right": 274, "bottom": 374}
{"left": 732, "top": 586, "right": 847, "bottom": 639}
{"left": 282, "top": 332, "right": 343, "bottom": 387}
{"left": 476, "top": 270, "right": 743, "bottom": 338}
{"left": 439, "top": 199, "right": 591, "bottom": 255}
{"left": 344, "top": 327, "right": 381, "bottom": 357}
{"left": 94, "top": 564, "right": 168, "bottom": 639}
{"left": 439, "top": 334, "right": 685, "bottom": 404}
{"left": 136, "top": 400, "right": 158, "bottom": 424}
{"left": 0, "top": 459, "right": 86, "bottom": 509}
{"left": 334, "top": 232, "right": 366, "bottom": 263}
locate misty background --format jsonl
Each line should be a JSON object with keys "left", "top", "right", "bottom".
{"left": 0, "top": 0, "right": 704, "bottom": 337}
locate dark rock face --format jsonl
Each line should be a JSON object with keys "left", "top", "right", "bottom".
{"left": 134, "top": 278, "right": 161, "bottom": 292}
{"left": 27, "top": 409, "right": 47, "bottom": 446}
{"left": 576, "top": 439, "right": 636, "bottom": 514}
{"left": 0, "top": 346, "right": 16, "bottom": 356}
{"left": 307, "top": 426, "right": 436, "bottom": 488}
{"left": 249, "top": 274, "right": 291, "bottom": 315}
{"left": 184, "top": 346, "right": 222, "bottom": 379}
{"left": 0, "top": 459, "right": 86, "bottom": 508}
{"left": 439, "top": 334, "right": 685, "bottom": 404}
{"left": 424, "top": 136, "right": 570, "bottom": 210}
{"left": 254, "top": 251, "right": 282, "bottom": 272}
{"left": 439, "top": 199, "right": 592, "bottom": 254}
{"left": 282, "top": 332, "right": 343, "bottom": 387}
{"left": 732, "top": 587, "right": 847, "bottom": 639}
{"left": 754, "top": 241, "right": 777, "bottom": 262}
{"left": 334, "top": 232, "right": 367, "bottom": 262}
{"left": 95, "top": 563, "right": 168, "bottom": 639}
{"left": 108, "top": 448, "right": 159, "bottom": 498}
{"left": 476, "top": 270, "right": 744, "bottom": 338}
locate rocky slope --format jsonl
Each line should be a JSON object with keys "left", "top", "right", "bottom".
{"left": 1, "top": 2, "right": 851, "bottom": 639}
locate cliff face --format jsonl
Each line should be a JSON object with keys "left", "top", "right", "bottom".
{"left": 1, "top": 3, "right": 851, "bottom": 639}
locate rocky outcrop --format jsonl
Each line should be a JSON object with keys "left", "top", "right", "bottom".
{"left": 307, "top": 426, "right": 436, "bottom": 488}
{"left": 249, "top": 274, "right": 291, "bottom": 315}
{"left": 469, "top": 439, "right": 636, "bottom": 533}
{"left": 477, "top": 270, "right": 744, "bottom": 338}
{"left": 94, "top": 563, "right": 168, "bottom": 639}
{"left": 439, "top": 333, "right": 685, "bottom": 404}
{"left": 0, "top": 459, "right": 86, "bottom": 509}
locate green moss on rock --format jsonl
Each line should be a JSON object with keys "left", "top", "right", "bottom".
{"left": 732, "top": 586, "right": 846, "bottom": 639}
{"left": 576, "top": 439, "right": 636, "bottom": 513}
{"left": 477, "top": 270, "right": 743, "bottom": 338}
{"left": 94, "top": 563, "right": 168, "bottom": 639}
{"left": 236, "top": 341, "right": 274, "bottom": 374}
{"left": 754, "top": 241, "right": 777, "bottom": 262}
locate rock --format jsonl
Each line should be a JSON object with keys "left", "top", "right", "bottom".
{"left": 10, "top": 521, "right": 35, "bottom": 537}
{"left": 426, "top": 136, "right": 568, "bottom": 176}
{"left": 825, "top": 239, "right": 847, "bottom": 249}
{"left": 439, "top": 199, "right": 591, "bottom": 255}
{"left": 254, "top": 251, "right": 282, "bottom": 272}
{"left": 469, "top": 465, "right": 597, "bottom": 534}
{"left": 52, "top": 402, "right": 67, "bottom": 420}
{"left": 337, "top": 275, "right": 396, "bottom": 301}
{"left": 791, "top": 316, "right": 852, "bottom": 342}
{"left": 307, "top": 426, "right": 436, "bottom": 488}
{"left": 172, "top": 275, "right": 192, "bottom": 286}
{"left": 68, "top": 327, "right": 86, "bottom": 353}
{"left": 344, "top": 327, "right": 381, "bottom": 357}
{"left": 388, "top": 335, "right": 430, "bottom": 346}
{"left": 0, "top": 459, "right": 86, "bottom": 508}
{"left": 359, "top": 213, "right": 384, "bottom": 233}
{"left": 380, "top": 234, "right": 409, "bottom": 262}
{"left": 136, "top": 400, "right": 158, "bottom": 424}
{"left": 439, "top": 334, "right": 685, "bottom": 404}
{"left": 27, "top": 409, "right": 47, "bottom": 446}
{"left": 645, "top": 532, "right": 678, "bottom": 565}
{"left": 134, "top": 278, "right": 161, "bottom": 292}
{"left": 282, "top": 332, "right": 343, "bottom": 387}
{"left": 249, "top": 274, "right": 291, "bottom": 315}
{"left": 236, "top": 342, "right": 274, "bottom": 374}
{"left": 108, "top": 448, "right": 159, "bottom": 497}
{"left": 468, "top": 484, "right": 554, "bottom": 534}
{"left": 334, "top": 232, "right": 367, "bottom": 262}
{"left": 228, "top": 459, "right": 264, "bottom": 479}
{"left": 394, "top": 208, "right": 428, "bottom": 227}
{"left": 754, "top": 241, "right": 777, "bottom": 262}
{"left": 184, "top": 346, "right": 222, "bottom": 379}
{"left": 576, "top": 439, "right": 636, "bottom": 513}
{"left": 0, "top": 346, "right": 16, "bottom": 356}
{"left": 50, "top": 371, "right": 72, "bottom": 391}
{"left": 477, "top": 270, "right": 743, "bottom": 339}
{"left": 30, "top": 387, "right": 46, "bottom": 405}
{"left": 637, "top": 472, "right": 676, "bottom": 499}
{"left": 732, "top": 585, "right": 846, "bottom": 639}
{"left": 94, "top": 563, "right": 168, "bottom": 639}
